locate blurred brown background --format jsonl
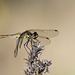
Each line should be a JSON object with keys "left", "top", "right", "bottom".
{"left": 0, "top": 0, "right": 75, "bottom": 75}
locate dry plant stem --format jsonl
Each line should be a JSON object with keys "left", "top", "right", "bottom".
{"left": 23, "top": 40, "right": 52, "bottom": 75}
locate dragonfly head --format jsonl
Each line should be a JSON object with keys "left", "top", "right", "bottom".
{"left": 32, "top": 32, "right": 38, "bottom": 39}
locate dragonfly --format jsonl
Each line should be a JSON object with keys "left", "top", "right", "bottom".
{"left": 0, "top": 29, "right": 59, "bottom": 57}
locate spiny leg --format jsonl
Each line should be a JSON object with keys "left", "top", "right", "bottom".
{"left": 24, "top": 39, "right": 30, "bottom": 55}
{"left": 30, "top": 39, "right": 39, "bottom": 47}
{"left": 19, "top": 38, "right": 23, "bottom": 48}
{"left": 25, "top": 39, "right": 32, "bottom": 51}
{"left": 14, "top": 38, "right": 20, "bottom": 57}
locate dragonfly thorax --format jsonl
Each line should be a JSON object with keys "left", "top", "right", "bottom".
{"left": 22, "top": 31, "right": 38, "bottom": 39}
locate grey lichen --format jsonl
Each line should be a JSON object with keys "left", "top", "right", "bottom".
{"left": 23, "top": 41, "right": 52, "bottom": 75}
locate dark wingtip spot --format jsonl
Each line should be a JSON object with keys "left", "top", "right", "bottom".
{"left": 55, "top": 30, "right": 58, "bottom": 32}
{"left": 46, "top": 37, "right": 49, "bottom": 40}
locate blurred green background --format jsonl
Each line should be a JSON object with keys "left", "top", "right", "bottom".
{"left": 0, "top": 0, "right": 75, "bottom": 75}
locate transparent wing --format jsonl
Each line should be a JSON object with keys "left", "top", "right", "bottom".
{"left": 29, "top": 29, "right": 59, "bottom": 38}
{"left": 37, "top": 37, "right": 51, "bottom": 46}
{"left": 29, "top": 29, "right": 59, "bottom": 45}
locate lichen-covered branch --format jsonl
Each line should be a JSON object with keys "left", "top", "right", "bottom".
{"left": 23, "top": 41, "right": 52, "bottom": 75}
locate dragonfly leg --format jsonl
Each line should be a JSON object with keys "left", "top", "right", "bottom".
{"left": 24, "top": 42, "right": 30, "bottom": 55}
{"left": 14, "top": 48, "right": 18, "bottom": 57}
{"left": 19, "top": 38, "right": 23, "bottom": 48}
{"left": 30, "top": 39, "right": 40, "bottom": 47}
{"left": 25, "top": 39, "right": 32, "bottom": 51}
{"left": 14, "top": 38, "right": 20, "bottom": 57}
{"left": 24, "top": 39, "right": 31, "bottom": 55}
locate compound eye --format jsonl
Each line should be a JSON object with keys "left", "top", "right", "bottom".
{"left": 33, "top": 32, "right": 38, "bottom": 39}
{"left": 33, "top": 32, "right": 37, "bottom": 36}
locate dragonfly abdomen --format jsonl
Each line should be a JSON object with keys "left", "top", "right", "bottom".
{"left": 0, "top": 33, "right": 20, "bottom": 39}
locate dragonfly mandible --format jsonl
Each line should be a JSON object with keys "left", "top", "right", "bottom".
{"left": 0, "top": 29, "right": 59, "bottom": 57}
